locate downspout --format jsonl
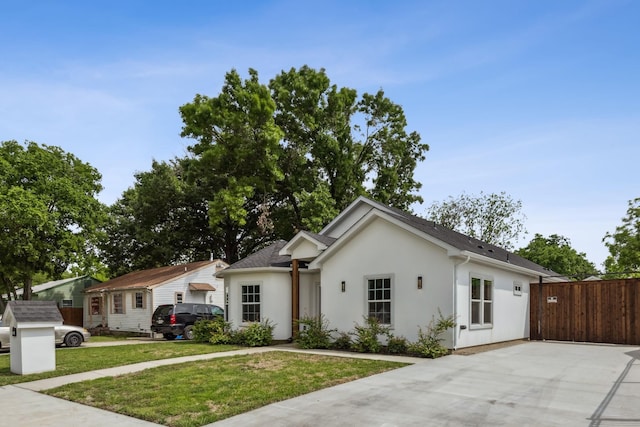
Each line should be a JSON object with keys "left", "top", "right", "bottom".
{"left": 453, "top": 255, "right": 471, "bottom": 350}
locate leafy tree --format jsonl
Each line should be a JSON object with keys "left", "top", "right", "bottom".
{"left": 0, "top": 140, "right": 105, "bottom": 301}
{"left": 426, "top": 191, "right": 527, "bottom": 250}
{"left": 603, "top": 198, "right": 640, "bottom": 275}
{"left": 180, "top": 68, "right": 283, "bottom": 262}
{"left": 100, "top": 159, "right": 215, "bottom": 277}
{"left": 516, "top": 234, "right": 597, "bottom": 279}
{"left": 269, "top": 66, "right": 428, "bottom": 232}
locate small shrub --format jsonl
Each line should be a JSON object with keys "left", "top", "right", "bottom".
{"left": 331, "top": 332, "right": 352, "bottom": 350}
{"left": 351, "top": 316, "right": 391, "bottom": 353}
{"left": 408, "top": 310, "right": 456, "bottom": 358}
{"left": 386, "top": 335, "right": 409, "bottom": 354}
{"left": 295, "top": 315, "right": 336, "bottom": 349}
{"left": 234, "top": 319, "right": 275, "bottom": 347}
{"left": 192, "top": 318, "right": 233, "bottom": 344}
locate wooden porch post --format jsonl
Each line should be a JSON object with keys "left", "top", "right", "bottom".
{"left": 291, "top": 259, "right": 299, "bottom": 339}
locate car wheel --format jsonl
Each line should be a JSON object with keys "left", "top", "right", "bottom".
{"left": 184, "top": 325, "right": 194, "bottom": 340}
{"left": 163, "top": 333, "right": 176, "bottom": 340}
{"left": 64, "top": 332, "right": 83, "bottom": 347}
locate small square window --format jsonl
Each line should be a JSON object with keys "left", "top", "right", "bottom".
{"left": 61, "top": 299, "right": 73, "bottom": 308}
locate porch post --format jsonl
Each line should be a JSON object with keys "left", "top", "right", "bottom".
{"left": 291, "top": 259, "right": 299, "bottom": 339}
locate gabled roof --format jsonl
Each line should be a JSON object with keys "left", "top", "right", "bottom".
{"left": 219, "top": 241, "right": 291, "bottom": 275}
{"left": 279, "top": 231, "right": 337, "bottom": 256}
{"left": 3, "top": 301, "right": 63, "bottom": 324}
{"left": 85, "top": 260, "right": 220, "bottom": 293}
{"left": 224, "top": 196, "right": 555, "bottom": 278}
{"left": 320, "top": 197, "right": 553, "bottom": 276}
{"left": 14, "top": 276, "right": 98, "bottom": 297}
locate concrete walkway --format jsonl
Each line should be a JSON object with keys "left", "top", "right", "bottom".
{"left": 1, "top": 341, "right": 639, "bottom": 426}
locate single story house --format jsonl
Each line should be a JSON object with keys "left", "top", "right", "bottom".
{"left": 219, "top": 196, "right": 558, "bottom": 349}
{"left": 11, "top": 276, "right": 101, "bottom": 326}
{"left": 84, "top": 259, "right": 228, "bottom": 334}
{"left": 13, "top": 276, "right": 101, "bottom": 308}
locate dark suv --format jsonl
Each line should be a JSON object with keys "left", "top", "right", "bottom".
{"left": 151, "top": 303, "right": 224, "bottom": 340}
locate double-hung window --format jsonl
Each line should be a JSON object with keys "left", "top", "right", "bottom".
{"left": 112, "top": 293, "right": 124, "bottom": 314}
{"left": 242, "top": 284, "right": 260, "bottom": 322}
{"left": 134, "top": 292, "right": 144, "bottom": 309}
{"left": 471, "top": 276, "right": 493, "bottom": 327}
{"left": 367, "top": 277, "right": 392, "bottom": 325}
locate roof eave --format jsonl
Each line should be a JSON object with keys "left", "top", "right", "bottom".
{"left": 216, "top": 266, "right": 292, "bottom": 278}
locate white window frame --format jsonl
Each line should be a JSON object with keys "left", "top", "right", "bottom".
{"left": 90, "top": 296, "right": 102, "bottom": 315}
{"left": 175, "top": 292, "right": 184, "bottom": 304}
{"left": 241, "top": 282, "right": 261, "bottom": 323}
{"left": 364, "top": 274, "right": 394, "bottom": 326}
{"left": 133, "top": 291, "right": 145, "bottom": 309}
{"left": 61, "top": 299, "right": 73, "bottom": 308}
{"left": 470, "top": 274, "right": 493, "bottom": 329}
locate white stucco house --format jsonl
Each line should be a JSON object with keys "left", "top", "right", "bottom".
{"left": 219, "top": 196, "right": 557, "bottom": 349}
{"left": 84, "top": 259, "right": 228, "bottom": 334}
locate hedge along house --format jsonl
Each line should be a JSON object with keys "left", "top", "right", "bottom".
{"left": 84, "top": 260, "right": 228, "bottom": 334}
{"left": 219, "top": 196, "right": 558, "bottom": 349}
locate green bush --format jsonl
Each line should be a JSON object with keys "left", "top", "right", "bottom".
{"left": 350, "top": 316, "right": 391, "bottom": 353}
{"left": 234, "top": 319, "right": 275, "bottom": 347}
{"left": 295, "top": 315, "right": 336, "bottom": 349}
{"left": 386, "top": 335, "right": 409, "bottom": 354}
{"left": 192, "top": 318, "right": 233, "bottom": 344}
{"left": 331, "top": 331, "right": 352, "bottom": 350}
{"left": 408, "top": 310, "right": 456, "bottom": 358}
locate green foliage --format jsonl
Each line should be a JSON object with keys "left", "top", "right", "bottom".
{"left": 386, "top": 335, "right": 409, "bottom": 354}
{"left": 516, "top": 233, "right": 597, "bottom": 279}
{"left": 0, "top": 140, "right": 106, "bottom": 299}
{"left": 99, "top": 159, "right": 215, "bottom": 276}
{"left": 295, "top": 315, "right": 336, "bottom": 349}
{"left": 604, "top": 198, "right": 640, "bottom": 276}
{"left": 192, "top": 318, "right": 234, "bottom": 345}
{"left": 331, "top": 332, "right": 352, "bottom": 350}
{"left": 426, "top": 191, "right": 527, "bottom": 250}
{"left": 350, "top": 316, "right": 391, "bottom": 353}
{"left": 234, "top": 320, "right": 275, "bottom": 347}
{"left": 408, "top": 311, "right": 456, "bottom": 359}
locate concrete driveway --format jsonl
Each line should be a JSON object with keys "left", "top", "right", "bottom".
{"left": 212, "top": 342, "right": 640, "bottom": 426}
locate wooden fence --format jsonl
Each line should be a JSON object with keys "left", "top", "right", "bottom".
{"left": 530, "top": 278, "right": 640, "bottom": 345}
{"left": 59, "top": 307, "right": 84, "bottom": 327}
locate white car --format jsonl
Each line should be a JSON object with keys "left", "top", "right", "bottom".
{"left": 0, "top": 316, "right": 91, "bottom": 349}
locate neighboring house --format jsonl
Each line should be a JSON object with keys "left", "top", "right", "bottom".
{"left": 219, "top": 196, "right": 558, "bottom": 349}
{"left": 14, "top": 276, "right": 101, "bottom": 309}
{"left": 84, "top": 259, "right": 228, "bottom": 334}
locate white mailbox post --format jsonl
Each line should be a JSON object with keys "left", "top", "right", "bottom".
{"left": 3, "top": 300, "right": 63, "bottom": 375}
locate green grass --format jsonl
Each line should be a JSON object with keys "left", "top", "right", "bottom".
{"left": 45, "top": 351, "right": 407, "bottom": 427}
{"left": 0, "top": 343, "right": 239, "bottom": 386}
{"left": 88, "top": 335, "right": 130, "bottom": 342}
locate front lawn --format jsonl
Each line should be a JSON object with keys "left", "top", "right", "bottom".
{"left": 0, "top": 342, "right": 239, "bottom": 386}
{"left": 45, "top": 351, "right": 407, "bottom": 427}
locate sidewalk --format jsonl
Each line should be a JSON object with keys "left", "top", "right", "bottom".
{"left": 0, "top": 344, "right": 420, "bottom": 427}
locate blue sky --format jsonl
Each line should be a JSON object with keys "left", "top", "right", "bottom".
{"left": 1, "top": 0, "right": 638, "bottom": 268}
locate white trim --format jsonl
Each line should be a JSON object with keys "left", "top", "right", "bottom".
{"left": 469, "top": 273, "right": 493, "bottom": 330}
{"left": 363, "top": 273, "right": 395, "bottom": 327}
{"left": 279, "top": 231, "right": 329, "bottom": 256}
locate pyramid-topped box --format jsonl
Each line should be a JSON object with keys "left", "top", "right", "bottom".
{"left": 3, "top": 301, "right": 63, "bottom": 375}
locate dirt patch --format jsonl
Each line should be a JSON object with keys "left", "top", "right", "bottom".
{"left": 453, "top": 339, "right": 528, "bottom": 355}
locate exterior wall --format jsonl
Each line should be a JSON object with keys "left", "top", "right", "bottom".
{"left": 224, "top": 271, "right": 292, "bottom": 340}
{"left": 102, "top": 290, "right": 153, "bottom": 333}
{"left": 33, "top": 277, "right": 100, "bottom": 308}
{"left": 320, "top": 217, "right": 455, "bottom": 345}
{"left": 324, "top": 202, "right": 373, "bottom": 238}
{"left": 454, "top": 261, "right": 533, "bottom": 348}
{"left": 290, "top": 239, "right": 322, "bottom": 260}
{"left": 299, "top": 272, "right": 321, "bottom": 319}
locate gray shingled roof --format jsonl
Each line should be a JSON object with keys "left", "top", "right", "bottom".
{"left": 300, "top": 231, "right": 337, "bottom": 247}
{"left": 370, "top": 200, "right": 553, "bottom": 276}
{"left": 225, "top": 198, "right": 553, "bottom": 276}
{"left": 225, "top": 240, "right": 291, "bottom": 270}
{"left": 4, "top": 301, "right": 63, "bottom": 323}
